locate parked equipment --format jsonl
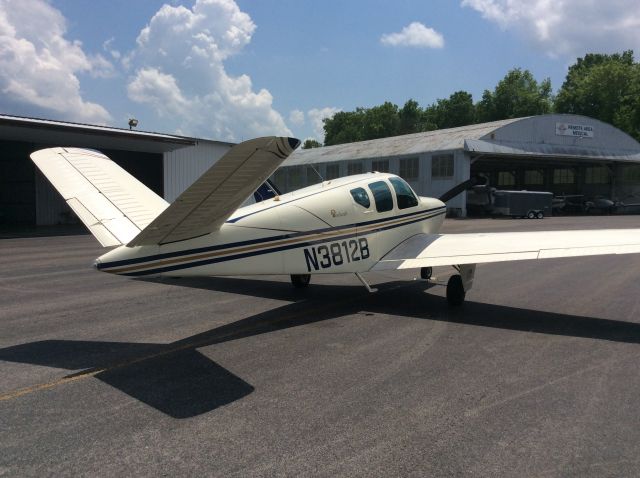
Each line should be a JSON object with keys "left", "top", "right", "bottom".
{"left": 492, "top": 190, "right": 553, "bottom": 219}
{"left": 467, "top": 186, "right": 553, "bottom": 219}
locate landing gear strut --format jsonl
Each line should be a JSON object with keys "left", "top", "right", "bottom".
{"left": 291, "top": 274, "right": 310, "bottom": 288}
{"left": 446, "top": 274, "right": 465, "bottom": 306}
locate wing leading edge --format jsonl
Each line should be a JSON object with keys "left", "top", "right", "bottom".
{"left": 372, "top": 229, "right": 640, "bottom": 271}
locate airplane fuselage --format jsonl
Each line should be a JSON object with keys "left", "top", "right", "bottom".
{"left": 95, "top": 173, "right": 446, "bottom": 277}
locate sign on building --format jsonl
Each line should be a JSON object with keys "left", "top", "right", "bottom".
{"left": 555, "top": 122, "right": 594, "bottom": 138}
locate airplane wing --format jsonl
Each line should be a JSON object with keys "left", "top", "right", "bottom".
{"left": 128, "top": 136, "right": 300, "bottom": 246}
{"left": 31, "top": 147, "right": 169, "bottom": 247}
{"left": 372, "top": 229, "right": 640, "bottom": 271}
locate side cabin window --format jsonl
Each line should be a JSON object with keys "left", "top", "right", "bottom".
{"left": 368, "top": 181, "right": 394, "bottom": 212}
{"left": 350, "top": 187, "right": 371, "bottom": 209}
{"left": 389, "top": 177, "right": 418, "bottom": 209}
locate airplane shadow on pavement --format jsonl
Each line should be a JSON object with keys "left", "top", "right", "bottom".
{"left": 2, "top": 277, "right": 640, "bottom": 418}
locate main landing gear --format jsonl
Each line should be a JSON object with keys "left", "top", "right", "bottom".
{"left": 446, "top": 274, "right": 465, "bottom": 306}
{"left": 420, "top": 265, "right": 469, "bottom": 306}
{"left": 290, "top": 274, "right": 310, "bottom": 288}
{"left": 446, "top": 264, "right": 476, "bottom": 307}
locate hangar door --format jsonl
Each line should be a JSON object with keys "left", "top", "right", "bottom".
{"left": 0, "top": 140, "right": 164, "bottom": 227}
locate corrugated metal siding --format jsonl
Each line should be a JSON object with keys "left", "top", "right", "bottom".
{"left": 163, "top": 140, "right": 232, "bottom": 202}
{"left": 35, "top": 169, "right": 75, "bottom": 225}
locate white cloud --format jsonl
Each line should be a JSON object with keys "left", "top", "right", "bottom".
{"left": 0, "top": 0, "right": 112, "bottom": 123}
{"left": 308, "top": 107, "right": 340, "bottom": 142}
{"left": 127, "top": 68, "right": 191, "bottom": 118}
{"left": 289, "top": 109, "right": 305, "bottom": 126}
{"left": 126, "top": 0, "right": 291, "bottom": 141}
{"left": 103, "top": 37, "right": 121, "bottom": 60}
{"left": 380, "top": 22, "right": 445, "bottom": 49}
{"left": 462, "top": 0, "right": 640, "bottom": 58}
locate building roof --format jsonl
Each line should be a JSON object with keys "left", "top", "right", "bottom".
{"left": 285, "top": 118, "right": 522, "bottom": 165}
{"left": 0, "top": 114, "right": 232, "bottom": 153}
{"left": 286, "top": 114, "right": 640, "bottom": 165}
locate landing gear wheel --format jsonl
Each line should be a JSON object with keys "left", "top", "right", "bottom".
{"left": 446, "top": 274, "right": 465, "bottom": 306}
{"left": 536, "top": 211, "right": 544, "bottom": 219}
{"left": 527, "top": 211, "right": 536, "bottom": 219}
{"left": 420, "top": 267, "right": 433, "bottom": 280}
{"left": 291, "top": 274, "right": 311, "bottom": 288}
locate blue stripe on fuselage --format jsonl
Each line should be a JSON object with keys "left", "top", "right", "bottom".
{"left": 117, "top": 209, "right": 445, "bottom": 276}
{"left": 98, "top": 206, "right": 445, "bottom": 272}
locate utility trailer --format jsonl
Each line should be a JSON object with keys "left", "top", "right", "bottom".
{"left": 492, "top": 190, "right": 553, "bottom": 219}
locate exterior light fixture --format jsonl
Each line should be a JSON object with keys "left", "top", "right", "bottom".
{"left": 128, "top": 118, "right": 138, "bottom": 130}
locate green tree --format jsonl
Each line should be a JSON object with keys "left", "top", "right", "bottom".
{"left": 477, "top": 68, "right": 552, "bottom": 122}
{"left": 302, "top": 138, "right": 322, "bottom": 149}
{"left": 433, "top": 91, "right": 476, "bottom": 128}
{"left": 323, "top": 109, "right": 366, "bottom": 146}
{"left": 398, "top": 99, "right": 423, "bottom": 134}
{"left": 361, "top": 101, "right": 400, "bottom": 140}
{"left": 324, "top": 102, "right": 401, "bottom": 145}
{"left": 555, "top": 51, "right": 640, "bottom": 140}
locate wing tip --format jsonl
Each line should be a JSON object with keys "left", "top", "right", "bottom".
{"left": 287, "top": 137, "right": 301, "bottom": 150}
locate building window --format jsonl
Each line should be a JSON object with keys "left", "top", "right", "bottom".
{"left": 325, "top": 163, "right": 340, "bottom": 180}
{"left": 372, "top": 159, "right": 389, "bottom": 173}
{"left": 554, "top": 168, "right": 575, "bottom": 184}
{"left": 271, "top": 169, "right": 287, "bottom": 192}
{"left": 289, "top": 167, "right": 305, "bottom": 190}
{"left": 585, "top": 166, "right": 609, "bottom": 184}
{"left": 622, "top": 165, "right": 640, "bottom": 182}
{"left": 432, "top": 154, "right": 454, "bottom": 178}
{"left": 524, "top": 170, "right": 544, "bottom": 185}
{"left": 399, "top": 157, "right": 419, "bottom": 181}
{"left": 347, "top": 162, "right": 363, "bottom": 175}
{"left": 498, "top": 171, "right": 515, "bottom": 186}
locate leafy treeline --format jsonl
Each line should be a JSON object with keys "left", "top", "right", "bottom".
{"left": 313, "top": 51, "right": 640, "bottom": 148}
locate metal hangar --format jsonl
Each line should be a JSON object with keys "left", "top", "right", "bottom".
{"left": 0, "top": 114, "right": 232, "bottom": 228}
{"left": 282, "top": 114, "right": 640, "bottom": 216}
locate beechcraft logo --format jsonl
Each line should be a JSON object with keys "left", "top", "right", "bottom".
{"left": 330, "top": 209, "right": 347, "bottom": 218}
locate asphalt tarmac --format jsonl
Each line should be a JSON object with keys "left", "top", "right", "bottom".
{"left": 2, "top": 216, "right": 640, "bottom": 477}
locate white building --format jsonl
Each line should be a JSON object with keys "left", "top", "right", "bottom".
{"left": 0, "top": 114, "right": 231, "bottom": 227}
{"left": 280, "top": 114, "right": 640, "bottom": 216}
{"left": 3, "top": 113, "right": 640, "bottom": 228}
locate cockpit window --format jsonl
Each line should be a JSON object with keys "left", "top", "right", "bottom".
{"left": 389, "top": 177, "right": 419, "bottom": 209}
{"left": 368, "top": 181, "right": 393, "bottom": 212}
{"left": 350, "top": 187, "right": 370, "bottom": 209}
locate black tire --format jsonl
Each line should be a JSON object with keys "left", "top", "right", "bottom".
{"left": 446, "top": 274, "right": 465, "bottom": 306}
{"left": 291, "top": 274, "right": 311, "bottom": 288}
{"left": 420, "top": 267, "right": 433, "bottom": 280}
{"left": 536, "top": 211, "right": 544, "bottom": 219}
{"left": 527, "top": 211, "right": 536, "bottom": 219}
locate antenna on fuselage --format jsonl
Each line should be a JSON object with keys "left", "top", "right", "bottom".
{"left": 307, "top": 163, "right": 324, "bottom": 184}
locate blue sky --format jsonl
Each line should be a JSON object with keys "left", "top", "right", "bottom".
{"left": 1, "top": 0, "right": 638, "bottom": 142}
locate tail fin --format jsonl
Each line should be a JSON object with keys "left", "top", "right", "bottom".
{"left": 30, "top": 148, "right": 169, "bottom": 247}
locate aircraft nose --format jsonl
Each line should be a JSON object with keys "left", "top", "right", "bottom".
{"left": 93, "top": 258, "right": 102, "bottom": 271}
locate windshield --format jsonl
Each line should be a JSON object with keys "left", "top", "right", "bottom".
{"left": 389, "top": 177, "right": 418, "bottom": 209}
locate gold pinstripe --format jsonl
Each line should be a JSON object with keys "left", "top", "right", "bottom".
{"left": 102, "top": 209, "right": 443, "bottom": 274}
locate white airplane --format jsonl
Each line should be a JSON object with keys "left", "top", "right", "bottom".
{"left": 31, "top": 136, "right": 640, "bottom": 306}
